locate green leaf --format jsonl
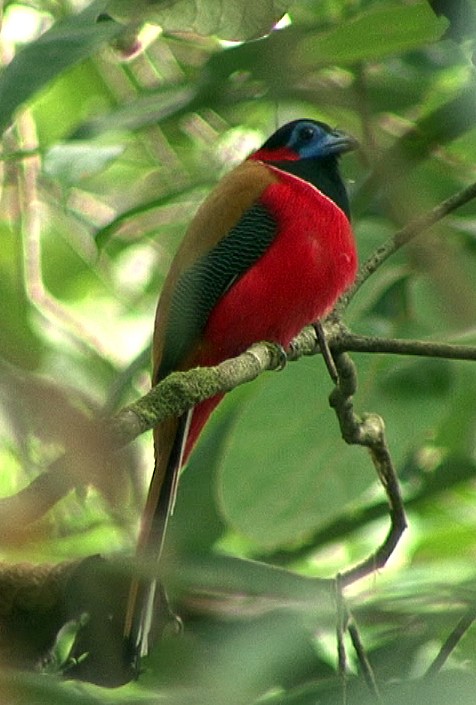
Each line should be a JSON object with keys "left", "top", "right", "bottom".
{"left": 0, "top": 222, "right": 43, "bottom": 369}
{"left": 295, "top": 2, "right": 448, "bottom": 66}
{"left": 43, "top": 142, "right": 124, "bottom": 185}
{"left": 378, "top": 356, "right": 453, "bottom": 398}
{"left": 380, "top": 672, "right": 476, "bottom": 705}
{"left": 355, "top": 81, "right": 476, "bottom": 206}
{"left": 71, "top": 84, "right": 199, "bottom": 139}
{"left": 109, "top": 0, "right": 291, "bottom": 41}
{"left": 173, "top": 553, "right": 335, "bottom": 613}
{"left": 217, "top": 352, "right": 461, "bottom": 551}
{"left": 217, "top": 359, "right": 373, "bottom": 550}
{"left": 0, "top": 0, "right": 123, "bottom": 135}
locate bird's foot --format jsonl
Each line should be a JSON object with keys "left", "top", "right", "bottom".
{"left": 313, "top": 322, "right": 338, "bottom": 383}
{"left": 272, "top": 342, "right": 288, "bottom": 371}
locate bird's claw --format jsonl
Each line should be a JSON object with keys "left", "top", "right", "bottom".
{"left": 313, "top": 322, "right": 338, "bottom": 383}
{"left": 273, "top": 343, "right": 288, "bottom": 371}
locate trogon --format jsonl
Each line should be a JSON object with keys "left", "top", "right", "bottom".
{"left": 124, "top": 118, "right": 359, "bottom": 662}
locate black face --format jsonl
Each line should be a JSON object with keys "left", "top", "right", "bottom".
{"left": 261, "top": 119, "right": 357, "bottom": 219}
{"left": 262, "top": 119, "right": 358, "bottom": 160}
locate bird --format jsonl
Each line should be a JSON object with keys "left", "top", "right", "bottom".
{"left": 124, "top": 118, "right": 359, "bottom": 664}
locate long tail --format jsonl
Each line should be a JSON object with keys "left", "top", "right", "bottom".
{"left": 123, "top": 393, "right": 224, "bottom": 665}
{"left": 123, "top": 412, "right": 191, "bottom": 662}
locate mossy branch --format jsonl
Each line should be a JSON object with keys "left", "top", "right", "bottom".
{"left": 108, "top": 321, "right": 476, "bottom": 449}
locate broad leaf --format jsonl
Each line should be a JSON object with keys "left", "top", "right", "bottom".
{"left": 0, "top": 0, "right": 122, "bottom": 134}
{"left": 108, "top": 0, "right": 292, "bottom": 41}
{"left": 296, "top": 2, "right": 447, "bottom": 66}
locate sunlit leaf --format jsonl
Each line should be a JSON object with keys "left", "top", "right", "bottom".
{"left": 295, "top": 2, "right": 447, "bottom": 66}
{"left": 71, "top": 85, "right": 199, "bottom": 139}
{"left": 108, "top": 0, "right": 292, "bottom": 40}
{"left": 0, "top": 0, "right": 122, "bottom": 134}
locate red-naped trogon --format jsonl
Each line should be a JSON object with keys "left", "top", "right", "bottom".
{"left": 124, "top": 119, "right": 358, "bottom": 662}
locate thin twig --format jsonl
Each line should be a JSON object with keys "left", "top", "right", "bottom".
{"left": 337, "top": 179, "right": 476, "bottom": 312}
{"left": 335, "top": 575, "right": 347, "bottom": 680}
{"left": 425, "top": 605, "right": 476, "bottom": 677}
{"left": 336, "top": 330, "right": 476, "bottom": 362}
{"left": 314, "top": 321, "right": 338, "bottom": 382}
{"left": 347, "top": 616, "right": 381, "bottom": 701}
{"left": 327, "top": 352, "right": 407, "bottom": 586}
{"left": 335, "top": 577, "right": 381, "bottom": 701}
{"left": 335, "top": 576, "right": 348, "bottom": 700}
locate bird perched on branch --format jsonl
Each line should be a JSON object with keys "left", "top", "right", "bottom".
{"left": 124, "top": 118, "right": 359, "bottom": 663}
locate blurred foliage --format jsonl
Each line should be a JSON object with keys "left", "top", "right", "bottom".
{"left": 1, "top": 0, "right": 476, "bottom": 702}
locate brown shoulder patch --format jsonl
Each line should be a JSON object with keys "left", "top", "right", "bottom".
{"left": 152, "top": 160, "right": 277, "bottom": 376}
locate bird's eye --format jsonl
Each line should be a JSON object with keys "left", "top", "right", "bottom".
{"left": 298, "top": 126, "right": 316, "bottom": 142}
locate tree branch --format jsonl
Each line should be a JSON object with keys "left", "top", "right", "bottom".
{"left": 1, "top": 178, "right": 476, "bottom": 687}
{"left": 425, "top": 605, "right": 476, "bottom": 677}
{"left": 2, "top": 316, "right": 476, "bottom": 534}
{"left": 4, "top": 178, "right": 476, "bottom": 533}
{"left": 107, "top": 340, "right": 295, "bottom": 447}
{"left": 336, "top": 330, "right": 476, "bottom": 362}
{"left": 327, "top": 352, "right": 407, "bottom": 586}
{"left": 107, "top": 322, "right": 476, "bottom": 449}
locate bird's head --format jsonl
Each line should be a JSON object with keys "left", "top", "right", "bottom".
{"left": 250, "top": 119, "right": 358, "bottom": 163}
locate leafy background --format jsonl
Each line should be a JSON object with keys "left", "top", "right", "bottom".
{"left": 1, "top": 0, "right": 476, "bottom": 702}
